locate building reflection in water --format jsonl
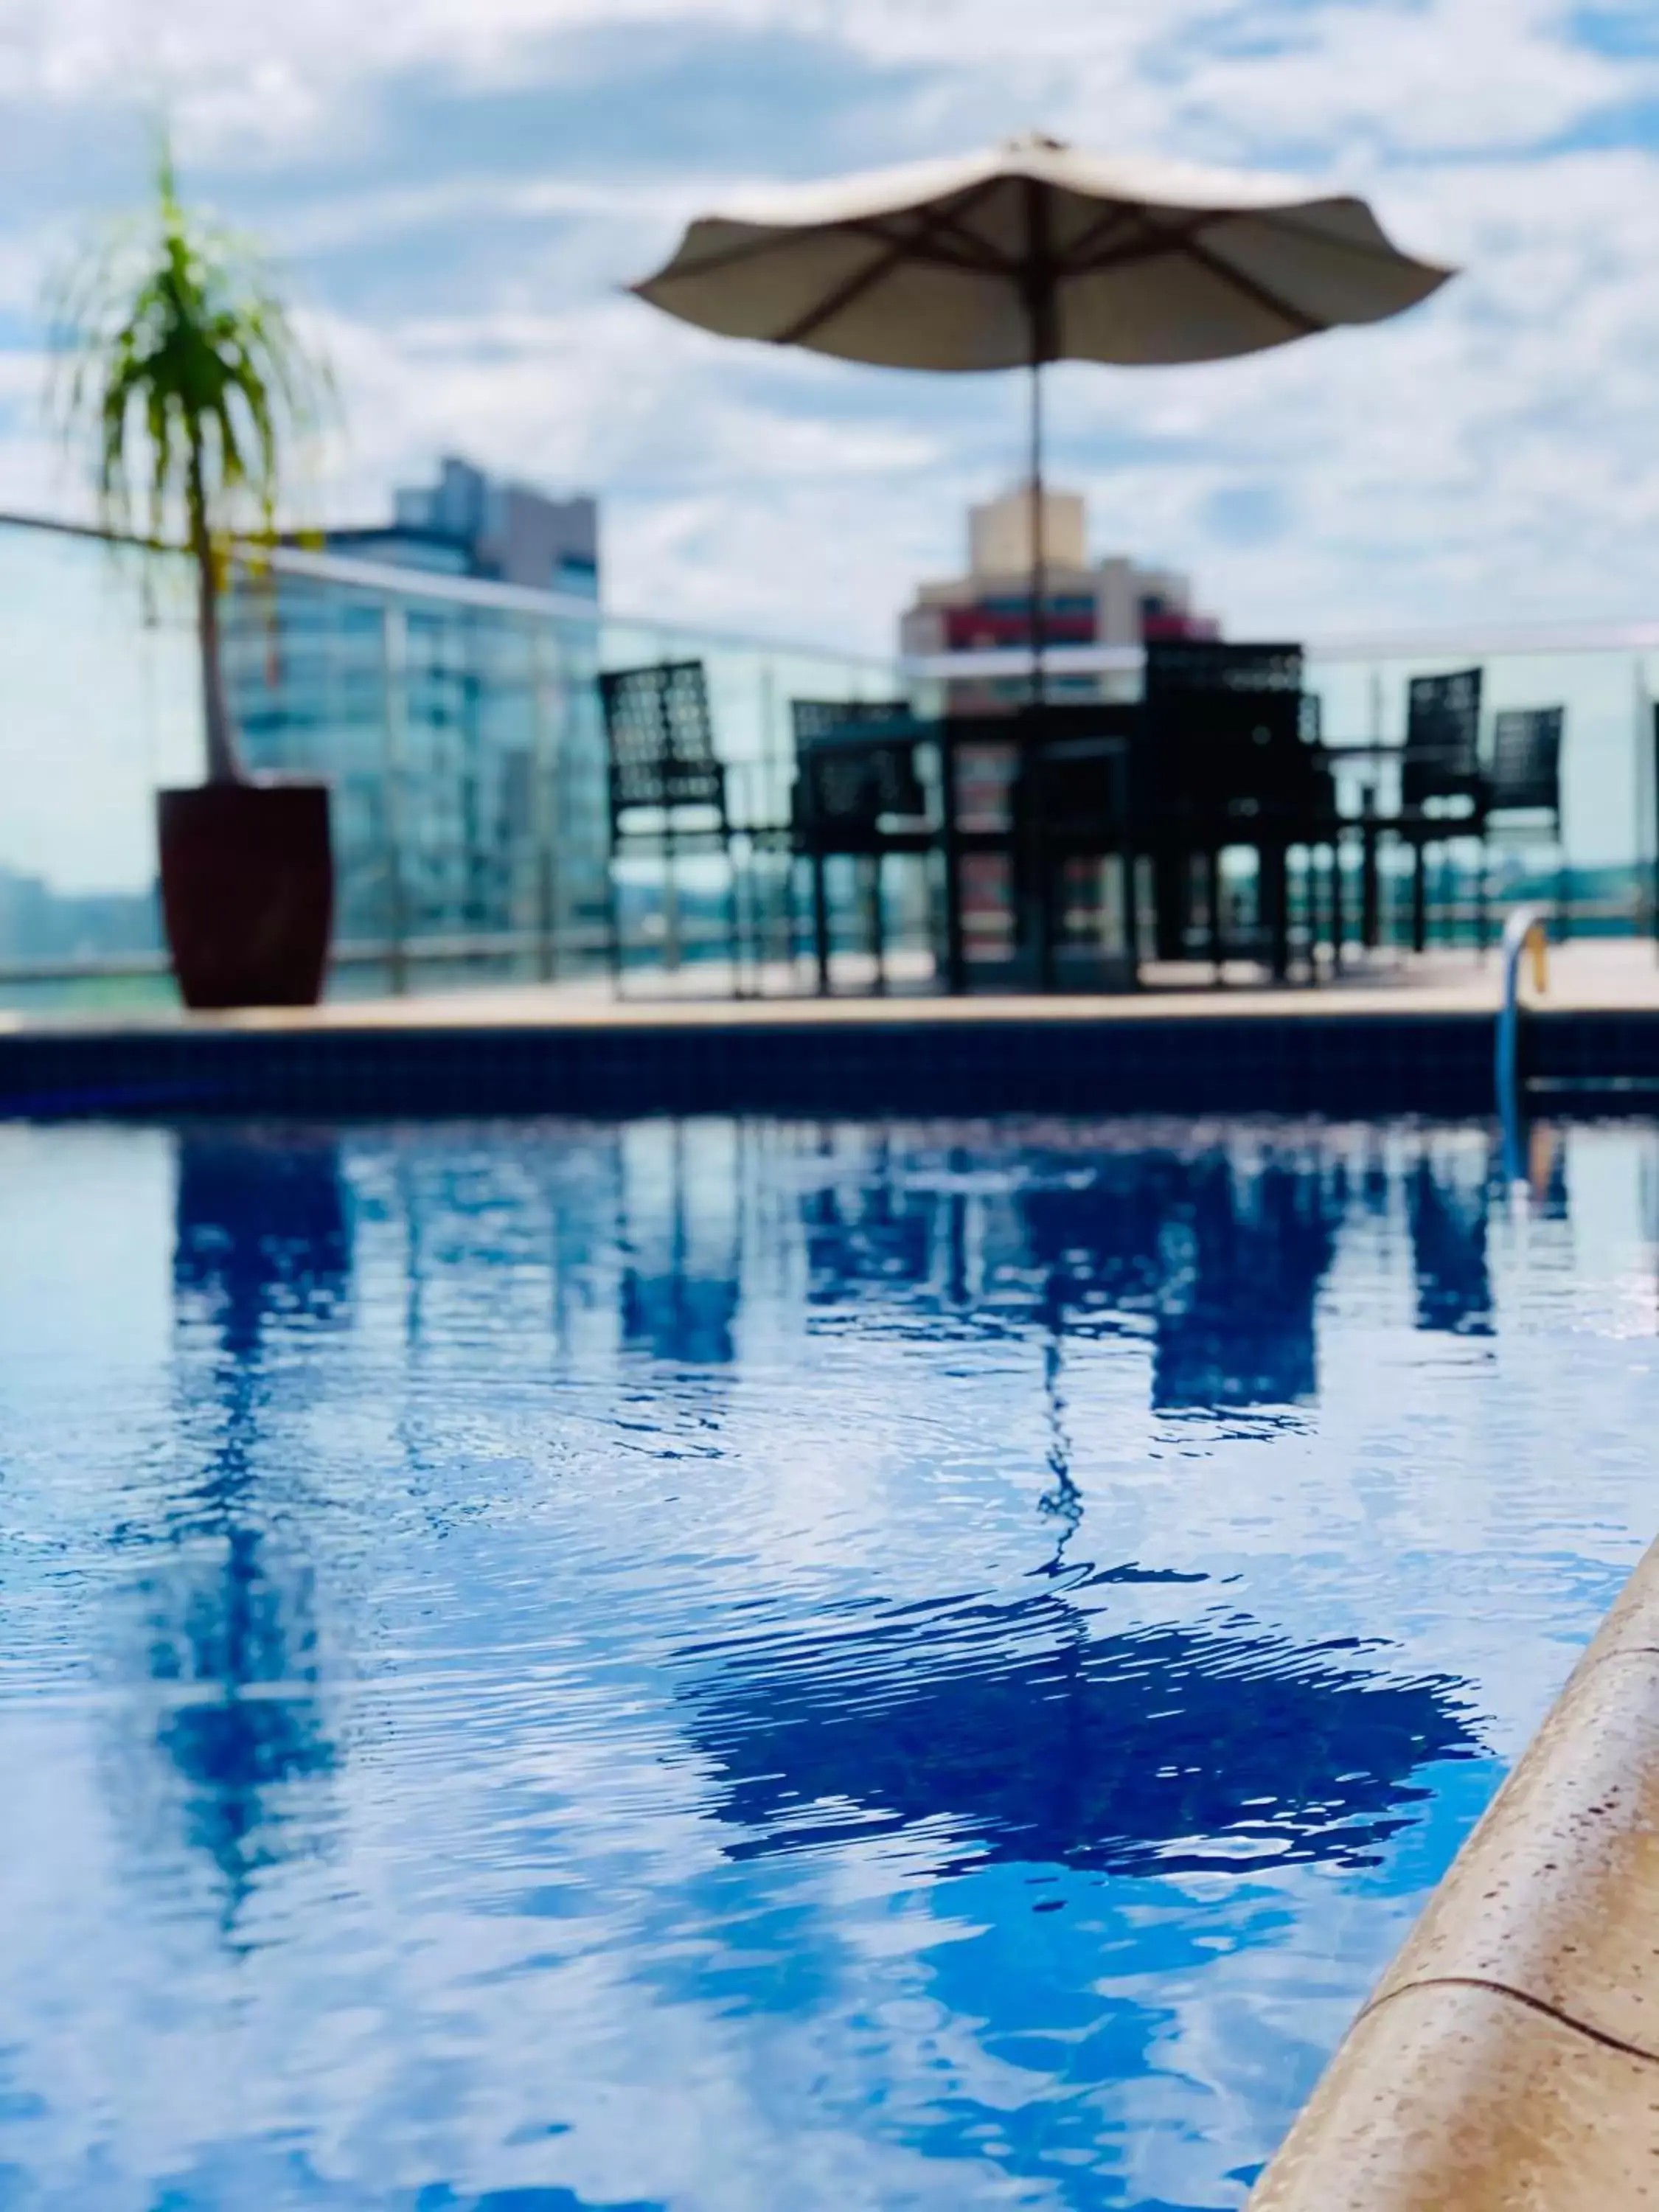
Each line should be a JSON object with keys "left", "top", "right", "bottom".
{"left": 801, "top": 1136, "right": 1349, "bottom": 1415}
{"left": 678, "top": 1580, "right": 1481, "bottom": 1877}
{"left": 145, "top": 1133, "right": 352, "bottom": 1927}
{"left": 1408, "top": 1150, "right": 1494, "bottom": 1338}
{"left": 617, "top": 1122, "right": 742, "bottom": 1366}
{"left": 1147, "top": 1155, "right": 1344, "bottom": 1411}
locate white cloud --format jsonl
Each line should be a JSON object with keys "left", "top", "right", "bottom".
{"left": 1, "top": 0, "right": 1651, "bottom": 164}
{"left": 1, "top": 0, "right": 1659, "bottom": 656}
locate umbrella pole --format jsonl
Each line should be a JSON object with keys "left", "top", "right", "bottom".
{"left": 1029, "top": 350, "right": 1046, "bottom": 709}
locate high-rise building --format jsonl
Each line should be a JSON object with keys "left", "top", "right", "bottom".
{"left": 223, "top": 462, "right": 608, "bottom": 968}
{"left": 900, "top": 483, "right": 1217, "bottom": 712}
{"left": 326, "top": 456, "right": 600, "bottom": 599}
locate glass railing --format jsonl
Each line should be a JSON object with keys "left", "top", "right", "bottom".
{"left": 0, "top": 516, "right": 897, "bottom": 1009}
{"left": 902, "top": 630, "right": 1659, "bottom": 953}
{"left": 0, "top": 505, "right": 1654, "bottom": 1012}
{"left": 0, "top": 521, "right": 196, "bottom": 1012}
{"left": 1306, "top": 630, "right": 1658, "bottom": 942}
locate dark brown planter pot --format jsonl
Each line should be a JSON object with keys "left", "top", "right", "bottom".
{"left": 157, "top": 782, "right": 334, "bottom": 1010}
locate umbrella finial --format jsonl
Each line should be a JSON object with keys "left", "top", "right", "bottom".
{"left": 1004, "top": 130, "right": 1068, "bottom": 153}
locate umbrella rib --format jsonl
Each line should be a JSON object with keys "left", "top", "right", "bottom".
{"left": 655, "top": 228, "right": 827, "bottom": 284}
{"left": 1066, "top": 204, "right": 1440, "bottom": 285}
{"left": 1065, "top": 210, "right": 1220, "bottom": 277}
{"left": 845, "top": 217, "right": 1006, "bottom": 276}
{"left": 1057, "top": 203, "right": 1176, "bottom": 273}
{"left": 771, "top": 178, "right": 1006, "bottom": 347}
{"left": 1178, "top": 235, "right": 1327, "bottom": 337}
{"left": 1262, "top": 205, "right": 1450, "bottom": 273}
{"left": 919, "top": 203, "right": 1020, "bottom": 274}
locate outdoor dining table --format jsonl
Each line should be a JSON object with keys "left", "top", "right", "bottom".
{"left": 796, "top": 708, "right": 1136, "bottom": 995}
{"left": 1313, "top": 737, "right": 1492, "bottom": 953}
{"left": 797, "top": 707, "right": 1452, "bottom": 994}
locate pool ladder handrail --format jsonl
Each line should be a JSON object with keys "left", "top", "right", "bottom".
{"left": 1495, "top": 902, "right": 1549, "bottom": 1120}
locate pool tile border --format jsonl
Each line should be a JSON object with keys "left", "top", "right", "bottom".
{"left": 0, "top": 1003, "right": 1654, "bottom": 1119}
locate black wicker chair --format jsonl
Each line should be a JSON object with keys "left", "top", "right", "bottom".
{"left": 1397, "top": 668, "right": 1485, "bottom": 950}
{"left": 599, "top": 661, "right": 740, "bottom": 992}
{"left": 1141, "top": 642, "right": 1332, "bottom": 978}
{"left": 1486, "top": 706, "right": 1565, "bottom": 936}
{"left": 790, "top": 698, "right": 930, "bottom": 994}
{"left": 1008, "top": 706, "right": 1137, "bottom": 991}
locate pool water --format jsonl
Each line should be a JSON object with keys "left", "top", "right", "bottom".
{"left": 1, "top": 1114, "right": 1655, "bottom": 2212}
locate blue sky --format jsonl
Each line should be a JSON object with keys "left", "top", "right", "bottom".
{"left": 4, "top": 0, "right": 1659, "bottom": 650}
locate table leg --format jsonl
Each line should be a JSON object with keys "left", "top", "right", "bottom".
{"left": 813, "top": 850, "right": 831, "bottom": 996}
{"left": 1267, "top": 842, "right": 1290, "bottom": 980}
{"left": 1152, "top": 847, "right": 1183, "bottom": 961}
{"left": 1411, "top": 839, "right": 1427, "bottom": 953}
{"left": 1119, "top": 846, "right": 1139, "bottom": 980}
{"left": 942, "top": 743, "right": 965, "bottom": 995}
{"left": 868, "top": 854, "right": 887, "bottom": 996}
{"left": 1475, "top": 839, "right": 1489, "bottom": 955}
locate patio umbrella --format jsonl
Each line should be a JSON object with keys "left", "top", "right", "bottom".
{"left": 631, "top": 136, "right": 1453, "bottom": 693}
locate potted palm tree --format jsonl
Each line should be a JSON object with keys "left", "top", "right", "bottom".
{"left": 51, "top": 143, "right": 337, "bottom": 1009}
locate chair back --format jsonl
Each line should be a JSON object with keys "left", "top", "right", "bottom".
{"left": 790, "top": 699, "right": 927, "bottom": 846}
{"left": 1402, "top": 668, "right": 1484, "bottom": 808}
{"left": 1142, "top": 641, "right": 1313, "bottom": 824}
{"left": 599, "top": 662, "right": 725, "bottom": 822}
{"left": 1489, "top": 707, "right": 1562, "bottom": 819}
{"left": 1012, "top": 705, "right": 1137, "bottom": 844}
{"left": 790, "top": 698, "right": 911, "bottom": 752}
{"left": 1145, "top": 641, "right": 1304, "bottom": 700}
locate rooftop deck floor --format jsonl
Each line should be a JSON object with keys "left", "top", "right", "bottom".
{"left": 7, "top": 939, "right": 1658, "bottom": 1038}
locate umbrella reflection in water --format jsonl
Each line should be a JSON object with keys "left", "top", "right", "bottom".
{"left": 678, "top": 1577, "right": 1480, "bottom": 1879}
{"left": 771, "top": 1139, "right": 1482, "bottom": 1877}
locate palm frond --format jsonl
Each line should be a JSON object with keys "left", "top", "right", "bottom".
{"left": 46, "top": 133, "right": 335, "bottom": 554}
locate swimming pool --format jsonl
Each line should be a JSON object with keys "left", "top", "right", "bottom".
{"left": 0, "top": 1113, "right": 1654, "bottom": 2211}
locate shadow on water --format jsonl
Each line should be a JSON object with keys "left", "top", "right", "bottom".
{"left": 678, "top": 1578, "right": 1481, "bottom": 1879}
{"left": 138, "top": 1131, "right": 353, "bottom": 1928}
{"left": 745, "top": 1133, "right": 1504, "bottom": 1882}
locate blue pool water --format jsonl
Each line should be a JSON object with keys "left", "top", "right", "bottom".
{"left": 1, "top": 1114, "right": 1656, "bottom": 2211}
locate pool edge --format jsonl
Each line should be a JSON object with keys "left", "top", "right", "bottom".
{"left": 1248, "top": 1534, "right": 1659, "bottom": 2209}
{"left": 4, "top": 1002, "right": 1658, "bottom": 1118}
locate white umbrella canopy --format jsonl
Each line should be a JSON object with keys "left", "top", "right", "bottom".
{"left": 630, "top": 134, "right": 1455, "bottom": 685}
{"left": 632, "top": 134, "right": 1453, "bottom": 371}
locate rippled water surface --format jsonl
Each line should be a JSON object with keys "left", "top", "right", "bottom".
{"left": 1, "top": 1114, "right": 1657, "bottom": 2211}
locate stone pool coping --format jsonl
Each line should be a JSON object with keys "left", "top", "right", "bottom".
{"left": 1250, "top": 1534, "right": 1659, "bottom": 2208}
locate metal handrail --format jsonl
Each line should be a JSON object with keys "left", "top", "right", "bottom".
{"left": 1495, "top": 902, "right": 1550, "bottom": 1118}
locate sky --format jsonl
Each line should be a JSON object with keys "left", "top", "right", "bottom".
{"left": 2, "top": 0, "right": 1659, "bottom": 653}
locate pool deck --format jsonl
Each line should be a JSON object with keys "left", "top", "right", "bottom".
{"left": 18, "top": 939, "right": 1655, "bottom": 1023}
{"left": 3, "top": 940, "right": 1659, "bottom": 1118}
